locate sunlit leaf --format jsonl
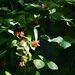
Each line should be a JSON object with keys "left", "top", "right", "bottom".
{"left": 11, "top": 40, "right": 18, "bottom": 47}
{"left": 60, "top": 40, "right": 71, "bottom": 49}
{"left": 5, "top": 71, "right": 11, "bottom": 75}
{"left": 52, "top": 36, "right": 63, "bottom": 43}
{"left": 8, "top": 29, "right": 14, "bottom": 35}
{"left": 33, "top": 59, "right": 45, "bottom": 69}
{"left": 30, "top": 4, "right": 41, "bottom": 8}
{"left": 34, "top": 27, "right": 38, "bottom": 41}
{"left": 47, "top": 61, "right": 58, "bottom": 70}
{"left": 38, "top": 55, "right": 47, "bottom": 63}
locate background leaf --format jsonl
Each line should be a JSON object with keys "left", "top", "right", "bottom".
{"left": 0, "top": 50, "right": 6, "bottom": 58}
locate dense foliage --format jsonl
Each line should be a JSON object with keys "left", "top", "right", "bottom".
{"left": 0, "top": 0, "right": 75, "bottom": 75}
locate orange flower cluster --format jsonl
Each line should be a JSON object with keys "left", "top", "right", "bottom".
{"left": 18, "top": 61, "right": 25, "bottom": 67}
{"left": 20, "top": 40, "right": 25, "bottom": 45}
{"left": 31, "top": 40, "right": 40, "bottom": 47}
{"left": 15, "top": 31, "right": 24, "bottom": 38}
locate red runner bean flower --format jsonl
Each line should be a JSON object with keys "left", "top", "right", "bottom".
{"left": 42, "top": 4, "right": 47, "bottom": 10}
{"left": 18, "top": 61, "right": 25, "bottom": 67}
{"left": 15, "top": 31, "right": 19, "bottom": 37}
{"left": 31, "top": 40, "right": 40, "bottom": 47}
{"left": 19, "top": 31, "right": 24, "bottom": 37}
{"left": 20, "top": 40, "right": 25, "bottom": 45}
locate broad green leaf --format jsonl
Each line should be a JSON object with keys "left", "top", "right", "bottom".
{"left": 0, "top": 26, "right": 7, "bottom": 33}
{"left": 30, "top": 4, "right": 41, "bottom": 8}
{"left": 18, "top": 0, "right": 24, "bottom": 6}
{"left": 52, "top": 36, "right": 63, "bottom": 43}
{"left": 27, "top": 35, "right": 32, "bottom": 41}
{"left": 64, "top": 36, "right": 75, "bottom": 44}
{"left": 50, "top": 13, "right": 65, "bottom": 20}
{"left": 1, "top": 7, "right": 9, "bottom": 11}
{"left": 60, "top": 40, "right": 71, "bottom": 49}
{"left": 15, "top": 15, "right": 26, "bottom": 27}
{"left": 35, "top": 71, "right": 40, "bottom": 75}
{"left": 0, "top": 37, "right": 7, "bottom": 45}
{"left": 47, "top": 61, "right": 58, "bottom": 70}
{"left": 11, "top": 40, "right": 18, "bottom": 47}
{"left": 0, "top": 50, "right": 6, "bottom": 58}
{"left": 49, "top": 8, "right": 56, "bottom": 14}
{"left": 38, "top": 55, "right": 47, "bottom": 63}
{"left": 33, "top": 59, "right": 45, "bottom": 69}
{"left": 38, "top": 55, "right": 44, "bottom": 60}
{"left": 28, "top": 52, "right": 32, "bottom": 61}
{"left": 4, "top": 18, "right": 13, "bottom": 27}
{"left": 59, "top": 0, "right": 75, "bottom": 2}
{"left": 52, "top": 36, "right": 71, "bottom": 49}
{"left": 5, "top": 71, "right": 11, "bottom": 75}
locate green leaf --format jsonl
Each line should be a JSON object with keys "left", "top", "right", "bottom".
{"left": 35, "top": 71, "right": 40, "bottom": 75}
{"left": 0, "top": 37, "right": 7, "bottom": 45}
{"left": 4, "top": 18, "right": 13, "bottom": 27}
{"left": 28, "top": 52, "right": 32, "bottom": 61}
{"left": 40, "top": 35, "right": 52, "bottom": 42}
{"left": 15, "top": 15, "right": 26, "bottom": 27}
{"left": 11, "top": 40, "right": 18, "bottom": 47}
{"left": 30, "top": 4, "right": 41, "bottom": 8}
{"left": 52, "top": 36, "right": 63, "bottom": 43}
{"left": 64, "top": 36, "right": 75, "bottom": 44}
{"left": 0, "top": 26, "right": 7, "bottom": 33}
{"left": 18, "top": 0, "right": 24, "bottom": 6}
{"left": 34, "top": 27, "right": 38, "bottom": 41}
{"left": 38, "top": 55, "right": 47, "bottom": 63}
{"left": 47, "top": 61, "right": 58, "bottom": 70}
{"left": 33, "top": 59, "right": 45, "bottom": 69}
{"left": 5, "top": 71, "right": 11, "bottom": 75}
{"left": 60, "top": 40, "right": 71, "bottom": 49}
{"left": 52, "top": 36, "right": 71, "bottom": 49}
{"left": 0, "top": 50, "right": 6, "bottom": 58}
{"left": 1, "top": 7, "right": 9, "bottom": 11}
{"left": 50, "top": 13, "right": 65, "bottom": 20}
